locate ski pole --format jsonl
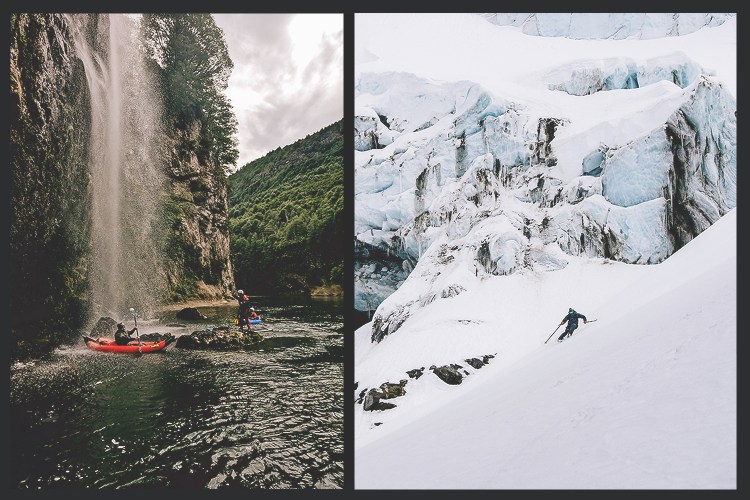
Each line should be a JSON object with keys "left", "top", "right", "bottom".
{"left": 130, "top": 307, "right": 141, "bottom": 354}
{"left": 544, "top": 324, "right": 562, "bottom": 344}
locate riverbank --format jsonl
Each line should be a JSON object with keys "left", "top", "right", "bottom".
{"left": 159, "top": 288, "right": 343, "bottom": 312}
{"left": 158, "top": 298, "right": 235, "bottom": 312}
{"left": 310, "top": 284, "right": 343, "bottom": 297}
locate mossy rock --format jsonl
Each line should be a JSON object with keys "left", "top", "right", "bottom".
{"left": 174, "top": 328, "right": 262, "bottom": 350}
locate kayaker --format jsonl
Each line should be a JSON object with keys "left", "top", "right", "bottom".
{"left": 114, "top": 322, "right": 138, "bottom": 346}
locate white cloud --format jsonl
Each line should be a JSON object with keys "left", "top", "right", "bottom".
{"left": 213, "top": 13, "right": 343, "bottom": 170}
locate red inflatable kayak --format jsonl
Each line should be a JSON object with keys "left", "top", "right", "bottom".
{"left": 83, "top": 335, "right": 169, "bottom": 353}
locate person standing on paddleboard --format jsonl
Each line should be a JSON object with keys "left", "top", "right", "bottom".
{"left": 236, "top": 289, "right": 253, "bottom": 332}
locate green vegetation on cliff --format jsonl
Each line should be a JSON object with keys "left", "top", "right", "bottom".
{"left": 10, "top": 14, "right": 239, "bottom": 360}
{"left": 141, "top": 13, "right": 239, "bottom": 175}
{"left": 228, "top": 121, "right": 344, "bottom": 295}
{"left": 142, "top": 14, "right": 239, "bottom": 301}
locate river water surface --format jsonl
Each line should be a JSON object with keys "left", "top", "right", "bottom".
{"left": 10, "top": 296, "right": 344, "bottom": 489}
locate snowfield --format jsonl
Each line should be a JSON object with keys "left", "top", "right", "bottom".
{"left": 355, "top": 207, "right": 736, "bottom": 489}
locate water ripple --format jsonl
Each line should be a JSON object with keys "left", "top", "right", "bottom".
{"left": 11, "top": 300, "right": 343, "bottom": 489}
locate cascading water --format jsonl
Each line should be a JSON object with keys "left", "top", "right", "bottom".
{"left": 66, "top": 14, "right": 166, "bottom": 322}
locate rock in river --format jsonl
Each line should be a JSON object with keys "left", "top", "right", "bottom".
{"left": 175, "top": 307, "right": 207, "bottom": 320}
{"left": 175, "top": 328, "right": 262, "bottom": 350}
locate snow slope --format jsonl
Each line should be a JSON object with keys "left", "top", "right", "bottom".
{"left": 355, "top": 208, "right": 736, "bottom": 489}
{"left": 354, "top": 13, "right": 736, "bottom": 489}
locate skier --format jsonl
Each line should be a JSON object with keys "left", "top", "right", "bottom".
{"left": 558, "top": 307, "right": 587, "bottom": 341}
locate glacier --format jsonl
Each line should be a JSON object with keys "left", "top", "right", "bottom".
{"left": 354, "top": 15, "right": 736, "bottom": 336}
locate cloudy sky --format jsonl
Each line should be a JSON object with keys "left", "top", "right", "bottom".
{"left": 212, "top": 14, "right": 343, "bottom": 170}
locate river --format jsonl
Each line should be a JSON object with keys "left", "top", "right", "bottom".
{"left": 10, "top": 296, "right": 344, "bottom": 489}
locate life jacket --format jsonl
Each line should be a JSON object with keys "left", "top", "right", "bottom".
{"left": 239, "top": 295, "right": 251, "bottom": 314}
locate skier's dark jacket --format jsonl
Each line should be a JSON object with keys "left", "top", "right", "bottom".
{"left": 562, "top": 310, "right": 587, "bottom": 329}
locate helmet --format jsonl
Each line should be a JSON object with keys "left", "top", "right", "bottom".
{"left": 237, "top": 289, "right": 244, "bottom": 295}
{"left": 568, "top": 308, "right": 574, "bottom": 313}
{"left": 117, "top": 322, "right": 124, "bottom": 329}
{"left": 251, "top": 307, "right": 255, "bottom": 311}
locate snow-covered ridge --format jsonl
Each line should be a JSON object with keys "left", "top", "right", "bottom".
{"left": 479, "top": 13, "right": 735, "bottom": 40}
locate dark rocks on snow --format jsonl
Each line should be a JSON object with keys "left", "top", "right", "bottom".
{"left": 356, "top": 388, "right": 367, "bottom": 404}
{"left": 174, "top": 328, "right": 262, "bottom": 350}
{"left": 380, "top": 380, "right": 408, "bottom": 398}
{"left": 482, "top": 354, "right": 496, "bottom": 364}
{"left": 175, "top": 307, "right": 207, "bottom": 320}
{"left": 432, "top": 365, "right": 463, "bottom": 385}
{"left": 465, "top": 357, "right": 485, "bottom": 369}
{"left": 363, "top": 389, "right": 397, "bottom": 411}
{"left": 406, "top": 367, "right": 425, "bottom": 379}
{"left": 362, "top": 379, "right": 408, "bottom": 411}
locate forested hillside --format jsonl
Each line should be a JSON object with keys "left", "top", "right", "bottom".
{"left": 228, "top": 121, "right": 344, "bottom": 295}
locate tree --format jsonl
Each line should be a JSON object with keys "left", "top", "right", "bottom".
{"left": 141, "top": 14, "right": 238, "bottom": 173}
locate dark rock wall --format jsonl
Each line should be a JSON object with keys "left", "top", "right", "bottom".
{"left": 163, "top": 120, "right": 235, "bottom": 301}
{"left": 10, "top": 13, "right": 95, "bottom": 358}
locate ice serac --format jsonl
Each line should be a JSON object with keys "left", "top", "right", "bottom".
{"left": 480, "top": 13, "right": 734, "bottom": 39}
{"left": 547, "top": 53, "right": 709, "bottom": 96}
{"left": 355, "top": 69, "right": 735, "bottom": 342}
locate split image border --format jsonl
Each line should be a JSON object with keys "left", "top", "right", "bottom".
{"left": 4, "top": 1, "right": 743, "bottom": 495}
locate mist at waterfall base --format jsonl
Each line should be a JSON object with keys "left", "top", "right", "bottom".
{"left": 11, "top": 297, "right": 344, "bottom": 489}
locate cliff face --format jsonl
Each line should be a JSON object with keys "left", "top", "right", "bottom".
{"left": 10, "top": 13, "right": 94, "bottom": 358}
{"left": 164, "top": 120, "right": 235, "bottom": 301}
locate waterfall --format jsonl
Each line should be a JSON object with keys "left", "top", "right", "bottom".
{"left": 66, "top": 14, "right": 166, "bottom": 322}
